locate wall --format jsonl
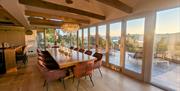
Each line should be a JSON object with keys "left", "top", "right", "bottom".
{"left": 0, "top": 27, "right": 25, "bottom": 46}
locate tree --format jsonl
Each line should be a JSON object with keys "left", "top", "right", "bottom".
{"left": 156, "top": 37, "right": 168, "bottom": 52}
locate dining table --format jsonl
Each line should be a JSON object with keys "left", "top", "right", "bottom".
{"left": 47, "top": 48, "right": 97, "bottom": 69}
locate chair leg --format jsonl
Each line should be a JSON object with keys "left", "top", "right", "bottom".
{"left": 46, "top": 83, "right": 48, "bottom": 91}
{"left": 77, "top": 79, "right": 80, "bottom": 91}
{"left": 98, "top": 68, "right": 103, "bottom": 77}
{"left": 43, "top": 80, "right": 47, "bottom": 87}
{"left": 72, "top": 76, "right": 75, "bottom": 83}
{"left": 62, "top": 79, "right": 66, "bottom": 89}
{"left": 89, "top": 75, "right": 94, "bottom": 87}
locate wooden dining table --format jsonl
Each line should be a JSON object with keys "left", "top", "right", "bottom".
{"left": 47, "top": 48, "right": 96, "bottom": 69}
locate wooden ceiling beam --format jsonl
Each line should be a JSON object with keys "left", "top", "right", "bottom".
{"left": 19, "top": 0, "right": 106, "bottom": 20}
{"left": 25, "top": 10, "right": 90, "bottom": 24}
{"left": 0, "top": 6, "right": 22, "bottom": 26}
{"left": 96, "top": 0, "right": 133, "bottom": 13}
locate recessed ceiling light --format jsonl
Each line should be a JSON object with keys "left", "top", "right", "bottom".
{"left": 49, "top": 18, "right": 63, "bottom": 22}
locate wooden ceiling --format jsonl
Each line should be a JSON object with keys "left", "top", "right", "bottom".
{"left": 1, "top": 0, "right": 140, "bottom": 28}
{"left": 0, "top": 6, "right": 21, "bottom": 26}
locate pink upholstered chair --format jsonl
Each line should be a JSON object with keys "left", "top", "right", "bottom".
{"left": 37, "top": 60, "right": 67, "bottom": 91}
{"left": 70, "top": 46, "right": 74, "bottom": 50}
{"left": 78, "top": 48, "right": 85, "bottom": 53}
{"left": 92, "top": 52, "right": 103, "bottom": 77}
{"left": 74, "top": 48, "right": 79, "bottom": 51}
{"left": 84, "top": 50, "right": 92, "bottom": 55}
{"left": 73, "top": 60, "right": 94, "bottom": 91}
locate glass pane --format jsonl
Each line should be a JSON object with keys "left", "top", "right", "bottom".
{"left": 78, "top": 29, "right": 82, "bottom": 48}
{"left": 37, "top": 32, "right": 45, "bottom": 49}
{"left": 98, "top": 25, "right": 106, "bottom": 61}
{"left": 46, "top": 28, "right": 55, "bottom": 48}
{"left": 125, "top": 18, "right": 145, "bottom": 73}
{"left": 109, "top": 22, "right": 122, "bottom": 66}
{"left": 56, "top": 29, "right": 71, "bottom": 47}
{"left": 151, "top": 7, "right": 180, "bottom": 90}
{"left": 71, "top": 32, "right": 77, "bottom": 48}
{"left": 90, "top": 27, "right": 96, "bottom": 52}
{"left": 84, "top": 28, "right": 88, "bottom": 49}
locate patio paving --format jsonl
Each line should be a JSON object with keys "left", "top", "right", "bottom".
{"left": 108, "top": 50, "right": 180, "bottom": 91}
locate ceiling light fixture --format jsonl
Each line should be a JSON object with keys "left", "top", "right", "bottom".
{"left": 61, "top": 22, "right": 80, "bottom": 33}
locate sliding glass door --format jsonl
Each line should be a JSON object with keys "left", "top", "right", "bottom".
{"left": 78, "top": 29, "right": 82, "bottom": 48}
{"left": 151, "top": 7, "right": 180, "bottom": 91}
{"left": 89, "top": 27, "right": 96, "bottom": 52}
{"left": 83, "top": 28, "right": 88, "bottom": 49}
{"left": 124, "top": 18, "right": 145, "bottom": 74}
{"left": 109, "top": 22, "right": 122, "bottom": 66}
{"left": 98, "top": 25, "right": 106, "bottom": 62}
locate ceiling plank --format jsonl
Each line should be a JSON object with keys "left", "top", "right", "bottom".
{"left": 19, "top": 0, "right": 106, "bottom": 20}
{"left": 96, "top": 0, "right": 133, "bottom": 13}
{"left": 25, "top": 10, "right": 90, "bottom": 24}
{"left": 28, "top": 17, "right": 63, "bottom": 26}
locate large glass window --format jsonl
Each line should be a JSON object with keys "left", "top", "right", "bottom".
{"left": 89, "top": 27, "right": 96, "bottom": 52}
{"left": 125, "top": 18, "right": 145, "bottom": 73}
{"left": 83, "top": 28, "right": 88, "bottom": 49}
{"left": 78, "top": 29, "right": 82, "bottom": 48}
{"left": 98, "top": 25, "right": 106, "bottom": 61}
{"left": 151, "top": 7, "right": 180, "bottom": 91}
{"left": 109, "top": 22, "right": 122, "bottom": 66}
{"left": 46, "top": 28, "right": 55, "bottom": 48}
{"left": 37, "top": 32, "right": 45, "bottom": 49}
{"left": 56, "top": 29, "right": 71, "bottom": 47}
{"left": 71, "top": 32, "right": 77, "bottom": 48}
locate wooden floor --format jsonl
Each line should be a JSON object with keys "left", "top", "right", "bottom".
{"left": 0, "top": 56, "right": 163, "bottom": 91}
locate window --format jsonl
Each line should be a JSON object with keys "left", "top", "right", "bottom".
{"left": 89, "top": 27, "right": 96, "bottom": 52}
{"left": 125, "top": 18, "right": 145, "bottom": 73}
{"left": 83, "top": 28, "right": 88, "bottom": 49}
{"left": 98, "top": 25, "right": 106, "bottom": 61}
{"left": 151, "top": 7, "right": 180, "bottom": 90}
{"left": 109, "top": 22, "right": 122, "bottom": 66}
{"left": 78, "top": 29, "right": 82, "bottom": 48}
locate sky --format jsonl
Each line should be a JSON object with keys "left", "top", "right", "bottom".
{"left": 156, "top": 7, "right": 180, "bottom": 34}
{"left": 98, "top": 7, "right": 180, "bottom": 35}
{"left": 56, "top": 7, "right": 179, "bottom": 37}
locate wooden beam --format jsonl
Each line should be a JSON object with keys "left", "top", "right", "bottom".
{"left": 0, "top": 0, "right": 30, "bottom": 28}
{"left": 96, "top": 0, "right": 133, "bottom": 13}
{"left": 25, "top": 10, "right": 90, "bottom": 24}
{"left": 19, "top": 0, "right": 106, "bottom": 20}
{"left": 28, "top": 17, "right": 63, "bottom": 26}
{"left": 0, "top": 6, "right": 22, "bottom": 26}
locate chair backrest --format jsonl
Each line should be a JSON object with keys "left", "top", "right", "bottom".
{"left": 37, "top": 60, "right": 66, "bottom": 82}
{"left": 85, "top": 50, "right": 92, "bottom": 55}
{"left": 73, "top": 60, "right": 94, "bottom": 78}
{"left": 37, "top": 48, "right": 41, "bottom": 53}
{"left": 70, "top": 46, "right": 74, "bottom": 49}
{"left": 74, "top": 48, "right": 79, "bottom": 51}
{"left": 92, "top": 52, "right": 103, "bottom": 62}
{"left": 79, "top": 48, "right": 85, "bottom": 53}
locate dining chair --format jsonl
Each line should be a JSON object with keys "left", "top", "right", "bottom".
{"left": 38, "top": 55, "right": 60, "bottom": 70}
{"left": 84, "top": 50, "right": 92, "bottom": 55}
{"left": 16, "top": 45, "right": 28, "bottom": 65}
{"left": 78, "top": 48, "right": 85, "bottom": 53}
{"left": 70, "top": 46, "right": 74, "bottom": 50}
{"left": 92, "top": 52, "right": 103, "bottom": 77}
{"left": 73, "top": 60, "right": 94, "bottom": 91}
{"left": 37, "top": 60, "right": 67, "bottom": 91}
{"left": 74, "top": 48, "right": 79, "bottom": 51}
